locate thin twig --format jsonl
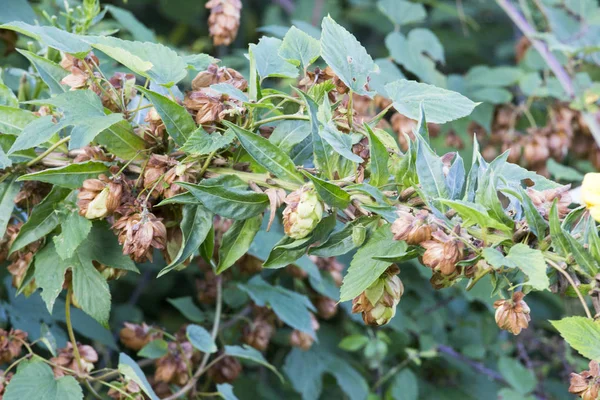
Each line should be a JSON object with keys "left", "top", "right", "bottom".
{"left": 547, "top": 259, "right": 592, "bottom": 319}
{"left": 163, "top": 269, "right": 223, "bottom": 400}
{"left": 495, "top": 0, "right": 575, "bottom": 98}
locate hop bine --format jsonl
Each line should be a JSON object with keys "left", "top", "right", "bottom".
{"left": 493, "top": 291, "right": 531, "bottom": 335}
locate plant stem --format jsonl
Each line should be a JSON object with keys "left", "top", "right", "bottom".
{"left": 206, "top": 167, "right": 301, "bottom": 191}
{"left": 26, "top": 136, "right": 71, "bottom": 167}
{"left": 495, "top": 0, "right": 575, "bottom": 98}
{"left": 547, "top": 259, "right": 592, "bottom": 319}
{"left": 198, "top": 150, "right": 217, "bottom": 178}
{"left": 163, "top": 266, "right": 222, "bottom": 400}
{"left": 66, "top": 287, "right": 83, "bottom": 371}
{"left": 252, "top": 114, "right": 309, "bottom": 128}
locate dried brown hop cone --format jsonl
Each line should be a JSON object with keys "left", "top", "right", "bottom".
{"left": 13, "top": 180, "right": 51, "bottom": 209}
{"left": 242, "top": 308, "right": 276, "bottom": 351}
{"left": 493, "top": 291, "right": 531, "bottom": 335}
{"left": 391, "top": 207, "right": 434, "bottom": 245}
{"left": 77, "top": 174, "right": 127, "bottom": 219}
{"left": 51, "top": 342, "right": 99, "bottom": 377}
{"left": 208, "top": 355, "right": 242, "bottom": 384}
{"left": 290, "top": 313, "right": 320, "bottom": 350}
{"left": 154, "top": 341, "right": 194, "bottom": 386}
{"left": 108, "top": 378, "right": 143, "bottom": 400}
{"left": 420, "top": 229, "right": 465, "bottom": 275}
{"left": 526, "top": 185, "right": 572, "bottom": 219}
{"left": 119, "top": 322, "right": 163, "bottom": 351}
{"left": 0, "top": 329, "right": 27, "bottom": 364}
{"left": 352, "top": 266, "right": 403, "bottom": 326}
{"left": 569, "top": 360, "right": 600, "bottom": 400}
{"left": 113, "top": 208, "right": 167, "bottom": 262}
{"left": 3, "top": 223, "right": 41, "bottom": 292}
{"left": 206, "top": 0, "right": 242, "bottom": 46}
{"left": 191, "top": 64, "right": 247, "bottom": 91}
{"left": 315, "top": 296, "right": 338, "bottom": 320}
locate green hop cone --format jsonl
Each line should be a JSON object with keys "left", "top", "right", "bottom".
{"left": 282, "top": 186, "right": 323, "bottom": 239}
{"left": 352, "top": 267, "right": 404, "bottom": 326}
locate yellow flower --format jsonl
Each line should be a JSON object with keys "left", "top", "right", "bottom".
{"left": 582, "top": 173, "right": 600, "bottom": 221}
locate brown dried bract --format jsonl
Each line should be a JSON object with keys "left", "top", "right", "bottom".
{"left": 493, "top": 291, "right": 531, "bottom": 335}
{"left": 206, "top": 0, "right": 242, "bottom": 46}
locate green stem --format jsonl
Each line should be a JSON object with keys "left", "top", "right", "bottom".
{"left": 257, "top": 93, "right": 303, "bottom": 105}
{"left": 252, "top": 114, "right": 309, "bottom": 128}
{"left": 206, "top": 167, "right": 301, "bottom": 191}
{"left": 547, "top": 259, "right": 592, "bottom": 318}
{"left": 198, "top": 150, "right": 217, "bottom": 178}
{"left": 26, "top": 136, "right": 70, "bottom": 167}
{"left": 66, "top": 287, "right": 83, "bottom": 372}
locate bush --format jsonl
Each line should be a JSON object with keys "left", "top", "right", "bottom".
{"left": 0, "top": 1, "right": 600, "bottom": 399}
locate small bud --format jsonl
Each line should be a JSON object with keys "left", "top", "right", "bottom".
{"left": 315, "top": 296, "right": 338, "bottom": 320}
{"left": 282, "top": 187, "right": 323, "bottom": 239}
{"left": 0, "top": 329, "right": 27, "bottom": 364}
{"left": 119, "top": 322, "right": 163, "bottom": 351}
{"left": 352, "top": 224, "right": 366, "bottom": 247}
{"left": 352, "top": 267, "right": 403, "bottom": 326}
{"left": 569, "top": 361, "right": 600, "bottom": 400}
{"left": 493, "top": 292, "right": 531, "bottom": 335}
{"left": 242, "top": 318, "right": 274, "bottom": 352}
{"left": 206, "top": 0, "right": 242, "bottom": 46}
{"left": 526, "top": 185, "right": 572, "bottom": 219}
{"left": 51, "top": 342, "right": 98, "bottom": 377}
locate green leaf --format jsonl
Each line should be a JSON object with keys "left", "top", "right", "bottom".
{"left": 10, "top": 187, "right": 71, "bottom": 253}
{"left": 416, "top": 138, "right": 448, "bottom": 201}
{"left": 302, "top": 170, "right": 350, "bottom": 209}
{"left": 239, "top": 276, "right": 315, "bottom": 335}
{"left": 71, "top": 251, "right": 111, "bottom": 325}
{"left": 386, "top": 369, "right": 419, "bottom": 400}
{"left": 224, "top": 345, "right": 283, "bottom": 381}
{"left": 137, "top": 87, "right": 194, "bottom": 146}
{"left": 365, "top": 124, "right": 389, "bottom": 187}
{"left": 8, "top": 116, "right": 63, "bottom": 154}
{"left": 18, "top": 161, "right": 110, "bottom": 189}
{"left": 339, "top": 334, "right": 369, "bottom": 351}
{"left": 118, "top": 353, "right": 159, "bottom": 400}
{"left": 138, "top": 339, "right": 169, "bottom": 359}
{"left": 83, "top": 222, "right": 138, "bottom": 272}
{"left": 295, "top": 89, "right": 334, "bottom": 179}
{"left": 320, "top": 16, "right": 376, "bottom": 96}
{"left": 105, "top": 5, "right": 156, "bottom": 42}
{"left": 17, "top": 49, "right": 68, "bottom": 94}
{"left": 549, "top": 201, "right": 570, "bottom": 257}
{"left": 160, "top": 204, "right": 213, "bottom": 276}
{"left": 446, "top": 154, "right": 465, "bottom": 200}
{"left": 52, "top": 210, "right": 92, "bottom": 260}
{"left": 94, "top": 119, "right": 146, "bottom": 160}
{"left": 546, "top": 158, "right": 584, "bottom": 182}
{"left": 482, "top": 248, "right": 514, "bottom": 269}
{"left": 34, "top": 242, "right": 70, "bottom": 315}
{"left": 0, "top": 105, "right": 37, "bottom": 135}
{"left": 506, "top": 244, "right": 549, "bottom": 291}
{"left": 0, "top": 147, "right": 11, "bottom": 169}
{"left": 224, "top": 121, "right": 304, "bottom": 184}
{"left": 340, "top": 224, "right": 407, "bottom": 302}
{"left": 519, "top": 188, "right": 548, "bottom": 239}
{"left": 179, "top": 181, "right": 268, "bottom": 220}
{"left": 551, "top": 316, "right": 600, "bottom": 361}
{"left": 210, "top": 83, "right": 248, "bottom": 102}
{"left": 0, "top": 83, "right": 18, "bottom": 107}
{"left": 217, "top": 384, "right": 238, "bottom": 400}
{"left": 1, "top": 22, "right": 90, "bottom": 56}
{"left": 438, "top": 199, "right": 512, "bottom": 233}
{"left": 498, "top": 357, "right": 537, "bottom": 395}
{"left": 167, "top": 297, "right": 204, "bottom": 323}
{"left": 466, "top": 66, "right": 523, "bottom": 87}
{"left": 182, "top": 54, "right": 218, "bottom": 70}
{"left": 0, "top": 179, "right": 19, "bottom": 236}
{"left": 186, "top": 324, "right": 217, "bottom": 353}
{"left": 89, "top": 36, "right": 186, "bottom": 86}
{"left": 309, "top": 219, "right": 366, "bottom": 257}
{"left": 320, "top": 123, "right": 362, "bottom": 163}
{"left": 377, "top": 0, "right": 426, "bottom": 26}
{"left": 269, "top": 120, "right": 311, "bottom": 153}
{"left": 279, "top": 26, "right": 320, "bottom": 70}
{"left": 27, "top": 90, "right": 124, "bottom": 150}
{"left": 180, "top": 127, "right": 234, "bottom": 156}
{"left": 251, "top": 37, "right": 298, "bottom": 81}
{"left": 217, "top": 216, "right": 262, "bottom": 274}
{"left": 385, "top": 79, "right": 478, "bottom": 123}
{"left": 564, "top": 231, "right": 600, "bottom": 277}
{"left": 4, "top": 360, "right": 82, "bottom": 400}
